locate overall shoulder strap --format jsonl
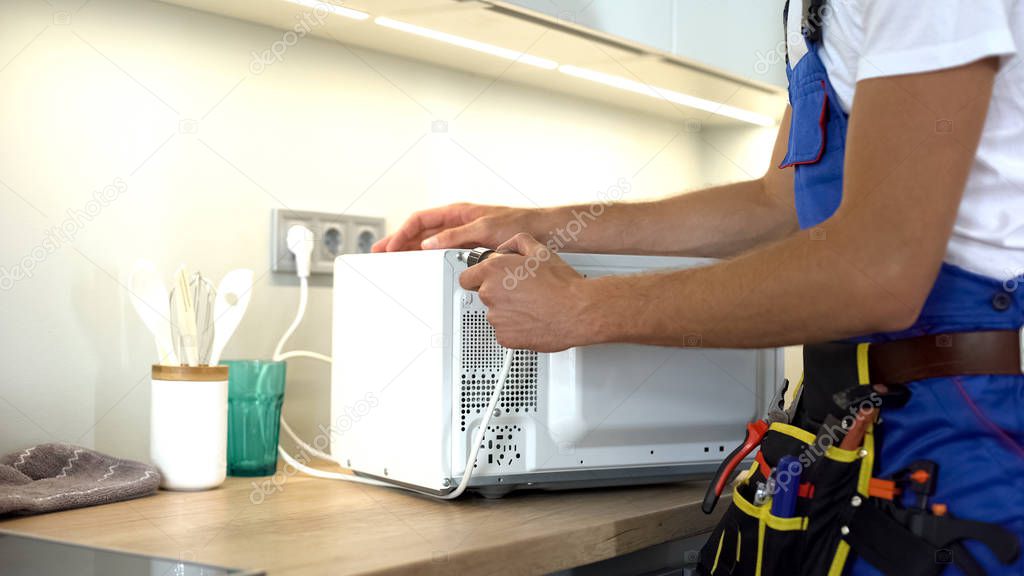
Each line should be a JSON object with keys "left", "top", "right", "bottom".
{"left": 804, "top": 0, "right": 827, "bottom": 44}
{"left": 783, "top": 0, "right": 791, "bottom": 65}
{"left": 784, "top": 0, "right": 828, "bottom": 65}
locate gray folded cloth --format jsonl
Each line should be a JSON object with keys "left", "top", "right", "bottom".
{"left": 0, "top": 443, "right": 160, "bottom": 516}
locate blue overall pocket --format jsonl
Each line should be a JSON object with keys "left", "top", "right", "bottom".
{"left": 781, "top": 76, "right": 847, "bottom": 228}
{"left": 780, "top": 79, "right": 828, "bottom": 168}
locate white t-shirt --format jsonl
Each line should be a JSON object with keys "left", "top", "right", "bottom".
{"left": 786, "top": 0, "right": 1024, "bottom": 282}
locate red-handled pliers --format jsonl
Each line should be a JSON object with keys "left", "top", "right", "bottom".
{"left": 701, "top": 380, "right": 792, "bottom": 514}
{"left": 701, "top": 419, "right": 770, "bottom": 514}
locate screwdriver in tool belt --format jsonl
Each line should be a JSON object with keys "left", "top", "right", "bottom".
{"left": 838, "top": 407, "right": 876, "bottom": 450}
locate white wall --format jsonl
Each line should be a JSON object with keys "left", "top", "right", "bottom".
{"left": 0, "top": 0, "right": 778, "bottom": 461}
{"left": 672, "top": 0, "right": 789, "bottom": 87}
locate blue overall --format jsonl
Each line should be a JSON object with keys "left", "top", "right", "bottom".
{"left": 784, "top": 37, "right": 1024, "bottom": 576}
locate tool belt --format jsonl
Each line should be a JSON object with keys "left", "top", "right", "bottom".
{"left": 697, "top": 329, "right": 1024, "bottom": 576}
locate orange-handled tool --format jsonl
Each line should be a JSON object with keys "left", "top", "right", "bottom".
{"left": 702, "top": 419, "right": 770, "bottom": 514}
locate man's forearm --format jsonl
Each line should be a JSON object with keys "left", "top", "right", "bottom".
{"left": 577, "top": 232, "right": 919, "bottom": 350}
{"left": 540, "top": 107, "right": 796, "bottom": 258}
{"left": 540, "top": 179, "right": 798, "bottom": 258}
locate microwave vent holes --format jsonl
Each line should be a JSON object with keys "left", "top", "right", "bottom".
{"left": 459, "top": 309, "right": 539, "bottom": 431}
{"left": 472, "top": 424, "right": 524, "bottom": 469}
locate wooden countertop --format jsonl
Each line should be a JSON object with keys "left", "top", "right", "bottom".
{"left": 0, "top": 471, "right": 723, "bottom": 575}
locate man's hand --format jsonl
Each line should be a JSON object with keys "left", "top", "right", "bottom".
{"left": 458, "top": 233, "right": 588, "bottom": 352}
{"left": 372, "top": 203, "right": 542, "bottom": 252}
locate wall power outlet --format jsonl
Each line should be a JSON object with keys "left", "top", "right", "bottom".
{"left": 272, "top": 208, "right": 386, "bottom": 275}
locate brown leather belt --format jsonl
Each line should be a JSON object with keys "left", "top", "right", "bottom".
{"left": 868, "top": 328, "right": 1024, "bottom": 385}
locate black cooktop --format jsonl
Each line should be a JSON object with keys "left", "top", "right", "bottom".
{"left": 0, "top": 531, "right": 262, "bottom": 576}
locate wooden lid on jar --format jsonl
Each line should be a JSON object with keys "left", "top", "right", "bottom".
{"left": 151, "top": 365, "right": 229, "bottom": 381}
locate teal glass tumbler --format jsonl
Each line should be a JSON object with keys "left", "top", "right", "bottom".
{"left": 223, "top": 360, "right": 286, "bottom": 477}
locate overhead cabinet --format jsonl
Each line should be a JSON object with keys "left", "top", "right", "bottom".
{"left": 493, "top": 0, "right": 788, "bottom": 88}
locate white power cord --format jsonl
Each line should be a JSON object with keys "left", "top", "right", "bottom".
{"left": 273, "top": 224, "right": 512, "bottom": 498}
{"left": 441, "top": 347, "right": 513, "bottom": 499}
{"left": 279, "top": 417, "right": 332, "bottom": 461}
{"left": 272, "top": 275, "right": 332, "bottom": 364}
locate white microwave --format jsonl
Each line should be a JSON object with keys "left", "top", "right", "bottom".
{"left": 332, "top": 250, "right": 782, "bottom": 497}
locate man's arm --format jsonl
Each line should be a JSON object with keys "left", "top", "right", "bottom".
{"left": 461, "top": 58, "right": 997, "bottom": 352}
{"left": 583, "top": 58, "right": 998, "bottom": 348}
{"left": 375, "top": 109, "right": 797, "bottom": 258}
{"left": 557, "top": 107, "right": 797, "bottom": 258}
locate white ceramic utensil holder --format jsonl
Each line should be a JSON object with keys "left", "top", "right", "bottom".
{"left": 150, "top": 365, "right": 229, "bottom": 491}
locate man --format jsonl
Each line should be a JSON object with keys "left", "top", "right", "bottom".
{"left": 375, "top": 1, "right": 1023, "bottom": 573}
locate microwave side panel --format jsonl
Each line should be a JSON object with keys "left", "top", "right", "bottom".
{"left": 535, "top": 254, "right": 772, "bottom": 472}
{"left": 331, "top": 251, "right": 449, "bottom": 491}
{"left": 446, "top": 252, "right": 783, "bottom": 483}
{"left": 536, "top": 345, "right": 772, "bottom": 472}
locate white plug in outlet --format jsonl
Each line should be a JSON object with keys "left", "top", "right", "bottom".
{"left": 272, "top": 209, "right": 386, "bottom": 275}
